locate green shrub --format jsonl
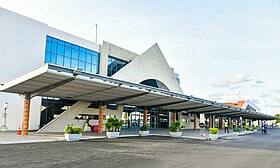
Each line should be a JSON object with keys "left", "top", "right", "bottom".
{"left": 209, "top": 128, "right": 219, "bottom": 134}
{"left": 169, "top": 121, "right": 185, "bottom": 132}
{"left": 253, "top": 125, "right": 258, "bottom": 130}
{"left": 64, "top": 124, "right": 82, "bottom": 134}
{"left": 105, "top": 117, "right": 124, "bottom": 132}
{"left": 233, "top": 127, "right": 241, "bottom": 132}
{"left": 140, "top": 124, "right": 149, "bottom": 131}
{"left": 244, "top": 125, "right": 250, "bottom": 131}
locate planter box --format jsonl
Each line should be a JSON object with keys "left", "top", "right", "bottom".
{"left": 139, "top": 131, "right": 150, "bottom": 136}
{"left": 253, "top": 130, "right": 257, "bottom": 133}
{"left": 209, "top": 134, "right": 219, "bottom": 140}
{"left": 233, "top": 132, "right": 240, "bottom": 136}
{"left": 106, "top": 132, "right": 120, "bottom": 138}
{"left": 64, "top": 134, "right": 82, "bottom": 141}
{"left": 170, "top": 132, "right": 182, "bottom": 138}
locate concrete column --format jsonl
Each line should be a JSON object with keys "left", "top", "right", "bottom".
{"left": 193, "top": 112, "right": 197, "bottom": 130}
{"left": 221, "top": 117, "right": 224, "bottom": 129}
{"left": 209, "top": 115, "right": 213, "bottom": 128}
{"left": 98, "top": 105, "right": 104, "bottom": 133}
{"left": 249, "top": 119, "right": 252, "bottom": 127}
{"left": 229, "top": 118, "right": 232, "bottom": 129}
{"left": 173, "top": 112, "right": 177, "bottom": 124}
{"left": 22, "top": 96, "right": 31, "bottom": 135}
{"left": 143, "top": 108, "right": 148, "bottom": 125}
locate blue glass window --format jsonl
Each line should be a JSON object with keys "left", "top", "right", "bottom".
{"left": 45, "top": 52, "right": 51, "bottom": 63}
{"left": 51, "top": 43, "right": 57, "bottom": 53}
{"left": 57, "top": 45, "right": 65, "bottom": 55}
{"left": 44, "top": 36, "right": 100, "bottom": 74}
{"left": 107, "top": 56, "right": 128, "bottom": 76}
{"left": 46, "top": 41, "right": 51, "bottom": 52}
{"left": 71, "top": 59, "right": 78, "bottom": 68}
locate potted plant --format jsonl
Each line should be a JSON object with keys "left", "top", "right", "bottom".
{"left": 233, "top": 127, "right": 241, "bottom": 136}
{"left": 253, "top": 125, "right": 258, "bottom": 133}
{"left": 139, "top": 124, "right": 149, "bottom": 136}
{"left": 243, "top": 125, "right": 251, "bottom": 134}
{"left": 105, "top": 117, "right": 124, "bottom": 138}
{"left": 64, "top": 124, "right": 83, "bottom": 141}
{"left": 169, "top": 121, "right": 186, "bottom": 138}
{"left": 209, "top": 128, "right": 219, "bottom": 140}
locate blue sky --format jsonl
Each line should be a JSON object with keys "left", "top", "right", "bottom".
{"left": 1, "top": 0, "right": 279, "bottom": 115}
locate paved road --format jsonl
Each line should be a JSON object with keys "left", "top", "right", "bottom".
{"left": 0, "top": 129, "right": 279, "bottom": 168}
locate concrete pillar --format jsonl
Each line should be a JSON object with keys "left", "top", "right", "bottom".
{"left": 143, "top": 108, "right": 148, "bottom": 125}
{"left": 193, "top": 112, "right": 197, "bottom": 130}
{"left": 229, "top": 118, "right": 232, "bottom": 129}
{"left": 173, "top": 112, "right": 177, "bottom": 124}
{"left": 209, "top": 115, "right": 213, "bottom": 128}
{"left": 221, "top": 117, "right": 224, "bottom": 129}
{"left": 249, "top": 119, "right": 252, "bottom": 127}
{"left": 22, "top": 96, "right": 31, "bottom": 135}
{"left": 98, "top": 105, "right": 104, "bottom": 133}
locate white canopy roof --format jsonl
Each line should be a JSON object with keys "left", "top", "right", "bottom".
{"left": 0, "top": 64, "right": 276, "bottom": 120}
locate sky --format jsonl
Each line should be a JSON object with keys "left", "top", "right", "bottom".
{"left": 0, "top": 0, "right": 279, "bottom": 115}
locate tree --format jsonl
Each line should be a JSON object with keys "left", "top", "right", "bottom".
{"left": 275, "top": 114, "right": 280, "bottom": 123}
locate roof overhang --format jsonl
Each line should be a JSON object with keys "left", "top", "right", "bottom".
{"left": 0, "top": 64, "right": 276, "bottom": 120}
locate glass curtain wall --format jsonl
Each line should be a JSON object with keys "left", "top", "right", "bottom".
{"left": 107, "top": 56, "right": 128, "bottom": 76}
{"left": 44, "top": 36, "right": 100, "bottom": 74}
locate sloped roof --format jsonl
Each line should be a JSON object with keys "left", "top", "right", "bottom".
{"left": 223, "top": 101, "right": 245, "bottom": 108}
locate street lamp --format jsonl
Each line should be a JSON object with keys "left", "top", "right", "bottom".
{"left": 0, "top": 102, "right": 9, "bottom": 133}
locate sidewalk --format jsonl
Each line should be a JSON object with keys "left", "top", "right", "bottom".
{"left": 0, "top": 128, "right": 246, "bottom": 145}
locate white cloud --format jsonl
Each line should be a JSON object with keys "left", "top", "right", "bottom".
{"left": 212, "top": 74, "right": 252, "bottom": 88}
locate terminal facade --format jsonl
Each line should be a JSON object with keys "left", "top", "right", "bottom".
{"left": 0, "top": 8, "right": 184, "bottom": 131}
{"left": 0, "top": 8, "right": 275, "bottom": 133}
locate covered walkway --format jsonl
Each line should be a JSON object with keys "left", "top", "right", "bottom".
{"left": 0, "top": 64, "right": 276, "bottom": 135}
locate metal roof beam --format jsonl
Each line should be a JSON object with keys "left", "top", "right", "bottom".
{"left": 146, "top": 100, "right": 189, "bottom": 109}
{"left": 27, "top": 77, "right": 75, "bottom": 98}
{"left": 103, "top": 92, "right": 150, "bottom": 105}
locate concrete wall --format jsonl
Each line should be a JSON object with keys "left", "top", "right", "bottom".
{"left": 99, "top": 41, "right": 138, "bottom": 76}
{"left": 38, "top": 101, "right": 124, "bottom": 133}
{"left": 0, "top": 7, "right": 47, "bottom": 130}
{"left": 112, "top": 43, "right": 183, "bottom": 94}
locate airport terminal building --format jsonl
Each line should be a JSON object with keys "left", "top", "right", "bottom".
{"left": 0, "top": 8, "right": 275, "bottom": 134}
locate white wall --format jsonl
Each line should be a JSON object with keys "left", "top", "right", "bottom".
{"left": 38, "top": 101, "right": 124, "bottom": 133}
{"left": 0, "top": 8, "right": 47, "bottom": 130}
{"left": 112, "top": 43, "right": 183, "bottom": 93}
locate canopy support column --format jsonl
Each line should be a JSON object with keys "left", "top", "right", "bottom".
{"left": 143, "top": 108, "right": 148, "bottom": 125}
{"left": 193, "top": 112, "right": 197, "bottom": 130}
{"left": 221, "top": 117, "right": 224, "bottom": 129}
{"left": 22, "top": 93, "right": 31, "bottom": 135}
{"left": 173, "top": 112, "right": 177, "bottom": 124}
{"left": 98, "top": 105, "right": 104, "bottom": 133}
{"left": 209, "top": 115, "right": 213, "bottom": 128}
